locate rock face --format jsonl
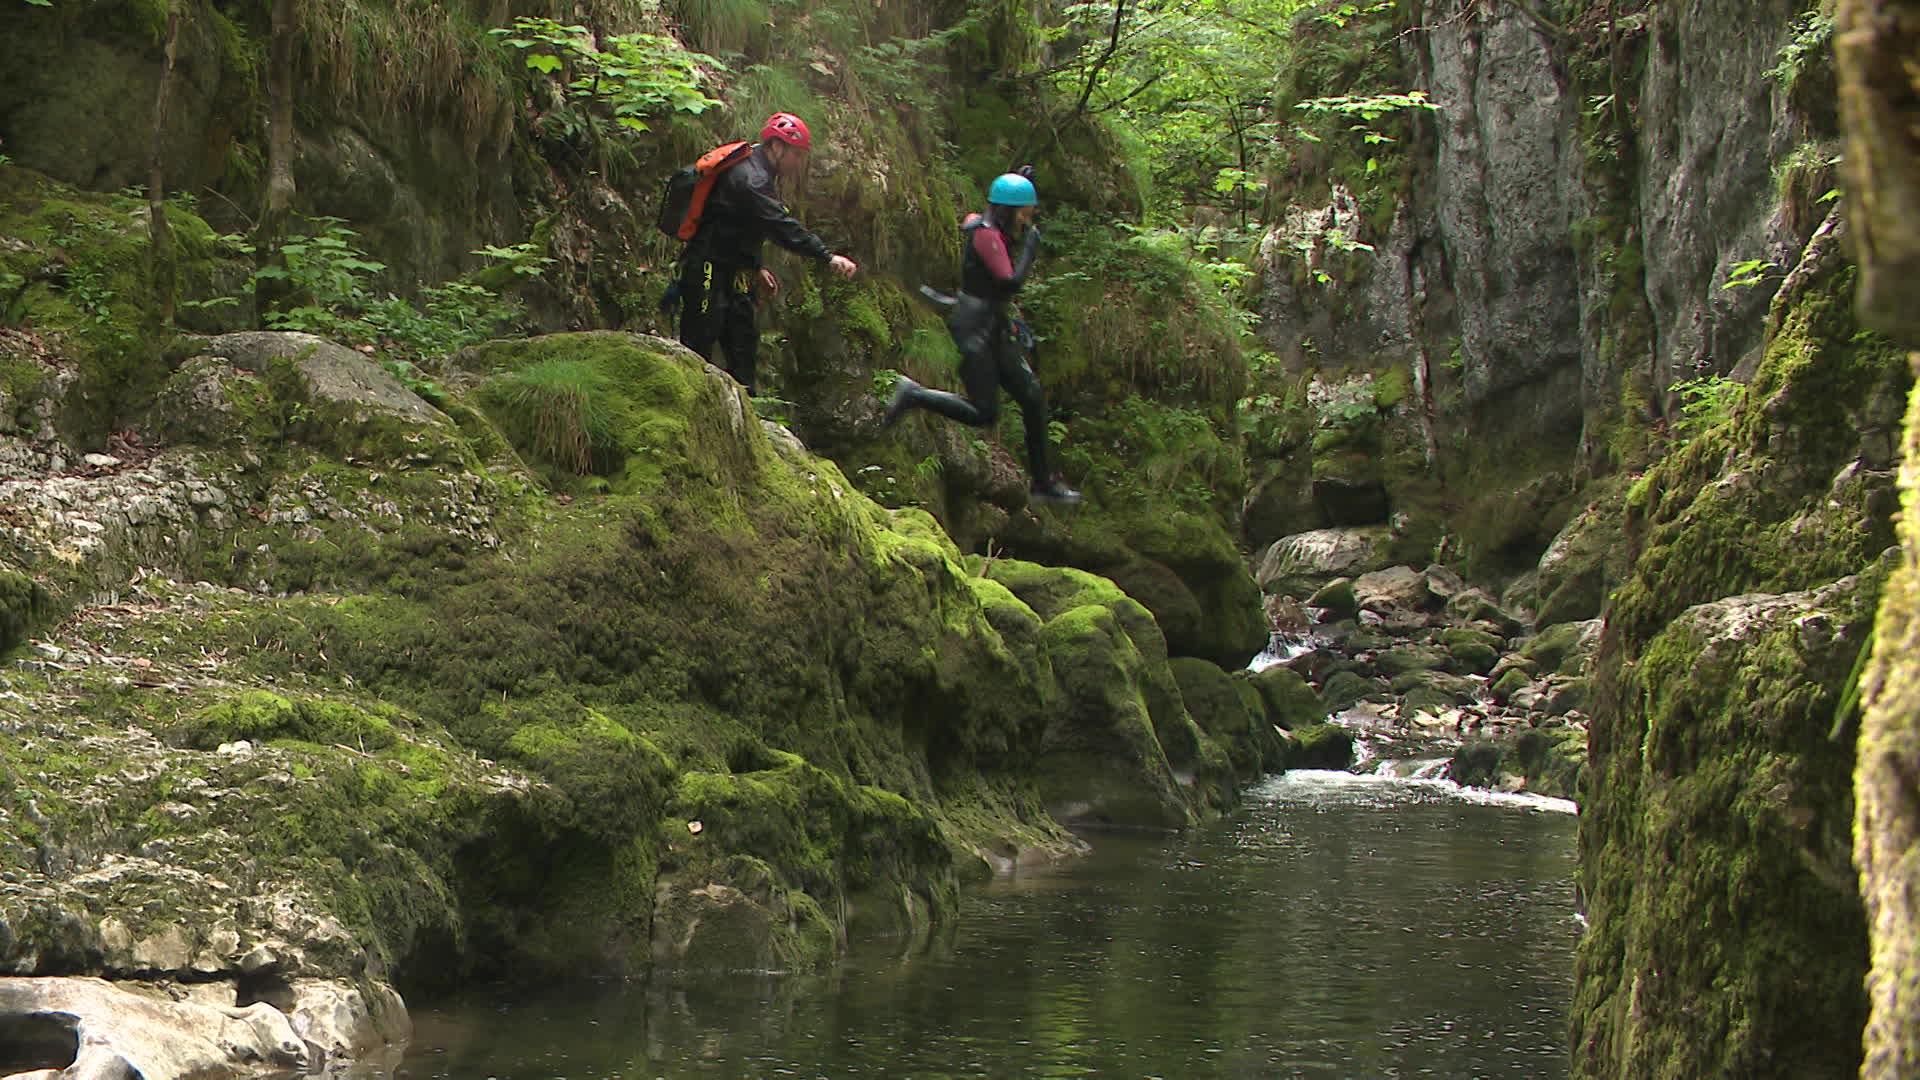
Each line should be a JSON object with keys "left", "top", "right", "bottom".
{"left": 1567, "top": 161, "right": 1908, "bottom": 1077}
{"left": 1574, "top": 580, "right": 1875, "bottom": 1078}
{"left": 0, "top": 323, "right": 1283, "bottom": 1071}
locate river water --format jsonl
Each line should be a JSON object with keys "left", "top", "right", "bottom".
{"left": 390, "top": 771, "right": 1579, "bottom": 1079}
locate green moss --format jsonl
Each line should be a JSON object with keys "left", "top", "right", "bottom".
{"left": 0, "top": 166, "right": 214, "bottom": 444}
{"left": 1372, "top": 365, "right": 1411, "bottom": 410}
{"left": 171, "top": 690, "right": 400, "bottom": 752}
{"left": 1170, "top": 657, "right": 1279, "bottom": 781}
{"left": 1283, "top": 723, "right": 1355, "bottom": 771}
{"left": 0, "top": 569, "right": 48, "bottom": 657}
{"left": 1574, "top": 577, "right": 1876, "bottom": 1078}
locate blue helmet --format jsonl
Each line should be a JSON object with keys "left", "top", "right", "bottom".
{"left": 987, "top": 173, "right": 1038, "bottom": 207}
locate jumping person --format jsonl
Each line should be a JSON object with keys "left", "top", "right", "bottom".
{"left": 678, "top": 112, "right": 858, "bottom": 396}
{"left": 883, "top": 171, "right": 1082, "bottom": 504}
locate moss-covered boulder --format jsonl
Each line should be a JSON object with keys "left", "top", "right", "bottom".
{"left": 1307, "top": 576, "right": 1359, "bottom": 618}
{"left": 1521, "top": 620, "right": 1601, "bottom": 676}
{"left": 1530, "top": 499, "right": 1629, "bottom": 625}
{"left": 0, "top": 567, "right": 46, "bottom": 657}
{"left": 1170, "top": 657, "right": 1282, "bottom": 782}
{"left": 6, "top": 330, "right": 1184, "bottom": 1004}
{"left": 1440, "top": 628, "right": 1502, "bottom": 675}
{"left": 1257, "top": 526, "right": 1394, "bottom": 599}
{"left": 1282, "top": 723, "right": 1356, "bottom": 771}
{"left": 987, "top": 560, "right": 1220, "bottom": 827}
{"left": 1249, "top": 665, "right": 1329, "bottom": 731}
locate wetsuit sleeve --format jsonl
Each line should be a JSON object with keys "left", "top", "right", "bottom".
{"left": 745, "top": 173, "right": 833, "bottom": 263}
{"left": 971, "top": 225, "right": 1042, "bottom": 300}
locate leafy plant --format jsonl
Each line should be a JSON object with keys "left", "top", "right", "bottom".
{"left": 1766, "top": 11, "right": 1834, "bottom": 91}
{"left": 489, "top": 17, "right": 724, "bottom": 136}
{"left": 1669, "top": 375, "right": 1744, "bottom": 439}
{"left": 253, "top": 220, "right": 523, "bottom": 359}
{"left": 1722, "top": 258, "right": 1779, "bottom": 291}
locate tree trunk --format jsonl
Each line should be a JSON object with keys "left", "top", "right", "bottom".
{"left": 256, "top": 0, "right": 297, "bottom": 321}
{"left": 1841, "top": 1, "right": 1920, "bottom": 1078}
{"left": 147, "top": 4, "right": 184, "bottom": 327}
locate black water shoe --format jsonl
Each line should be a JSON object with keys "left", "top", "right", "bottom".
{"left": 1029, "top": 477, "right": 1083, "bottom": 505}
{"left": 882, "top": 376, "right": 919, "bottom": 428}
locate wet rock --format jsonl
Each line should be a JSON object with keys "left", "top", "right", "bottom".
{"left": 1446, "top": 587, "right": 1527, "bottom": 635}
{"left": 1486, "top": 653, "right": 1539, "bottom": 683}
{"left": 1375, "top": 645, "right": 1450, "bottom": 678}
{"left": 1391, "top": 671, "right": 1479, "bottom": 713}
{"left": 1423, "top": 564, "right": 1467, "bottom": 605}
{"left": 1322, "top": 670, "right": 1385, "bottom": 710}
{"left": 1490, "top": 667, "right": 1533, "bottom": 705}
{"left": 1440, "top": 628, "right": 1502, "bottom": 675}
{"left": 1353, "top": 566, "right": 1430, "bottom": 615}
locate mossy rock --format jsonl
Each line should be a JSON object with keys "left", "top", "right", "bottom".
{"left": 1376, "top": 645, "right": 1450, "bottom": 678}
{"left": 1512, "top": 725, "right": 1586, "bottom": 801}
{"left": 0, "top": 569, "right": 47, "bottom": 657}
{"left": 1250, "top": 665, "right": 1330, "bottom": 731}
{"left": 1321, "top": 669, "right": 1379, "bottom": 711}
{"left": 1445, "top": 641, "right": 1501, "bottom": 675}
{"left": 1170, "top": 657, "right": 1282, "bottom": 780}
{"left": 1445, "top": 741, "right": 1506, "bottom": 789}
{"left": 171, "top": 690, "right": 400, "bottom": 753}
{"left": 1491, "top": 667, "right": 1533, "bottom": 704}
{"left": 1307, "top": 576, "right": 1359, "bottom": 619}
{"left": 1521, "top": 620, "right": 1598, "bottom": 675}
{"left": 1573, "top": 577, "right": 1876, "bottom": 1078}
{"left": 1389, "top": 669, "right": 1477, "bottom": 702}
{"left": 1283, "top": 723, "right": 1355, "bottom": 771}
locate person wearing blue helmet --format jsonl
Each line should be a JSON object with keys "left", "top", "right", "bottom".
{"left": 884, "top": 169, "right": 1082, "bottom": 504}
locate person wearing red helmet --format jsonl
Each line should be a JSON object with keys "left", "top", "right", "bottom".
{"left": 677, "top": 111, "right": 858, "bottom": 396}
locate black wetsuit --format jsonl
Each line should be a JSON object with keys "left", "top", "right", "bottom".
{"left": 894, "top": 212, "right": 1053, "bottom": 483}
{"left": 678, "top": 145, "right": 832, "bottom": 395}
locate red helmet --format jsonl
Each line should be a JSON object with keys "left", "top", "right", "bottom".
{"left": 760, "top": 112, "right": 812, "bottom": 150}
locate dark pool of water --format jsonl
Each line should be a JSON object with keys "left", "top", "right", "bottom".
{"left": 379, "top": 771, "right": 1580, "bottom": 1079}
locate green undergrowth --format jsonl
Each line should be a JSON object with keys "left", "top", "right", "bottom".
{"left": 0, "top": 166, "right": 229, "bottom": 446}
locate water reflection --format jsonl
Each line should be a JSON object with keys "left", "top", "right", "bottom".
{"left": 384, "top": 773, "right": 1579, "bottom": 1079}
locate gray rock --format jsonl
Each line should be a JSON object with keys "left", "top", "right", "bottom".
{"left": 201, "top": 332, "right": 448, "bottom": 429}
{"left": 1352, "top": 566, "right": 1430, "bottom": 614}
{"left": 0, "top": 976, "right": 309, "bottom": 1079}
{"left": 1257, "top": 527, "right": 1395, "bottom": 598}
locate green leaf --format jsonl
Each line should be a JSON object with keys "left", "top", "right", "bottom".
{"left": 525, "top": 53, "right": 563, "bottom": 74}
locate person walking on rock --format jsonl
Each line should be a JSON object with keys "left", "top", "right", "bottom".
{"left": 677, "top": 112, "right": 858, "bottom": 396}
{"left": 883, "top": 170, "right": 1081, "bottom": 504}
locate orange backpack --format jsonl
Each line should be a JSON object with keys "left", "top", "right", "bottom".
{"left": 656, "top": 141, "right": 754, "bottom": 241}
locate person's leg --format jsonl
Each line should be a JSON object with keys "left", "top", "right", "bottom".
{"left": 677, "top": 258, "right": 721, "bottom": 361}
{"left": 999, "top": 336, "right": 1080, "bottom": 502}
{"left": 713, "top": 267, "right": 760, "bottom": 395}
{"left": 1000, "top": 345, "right": 1052, "bottom": 483}
{"left": 885, "top": 338, "right": 1000, "bottom": 426}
